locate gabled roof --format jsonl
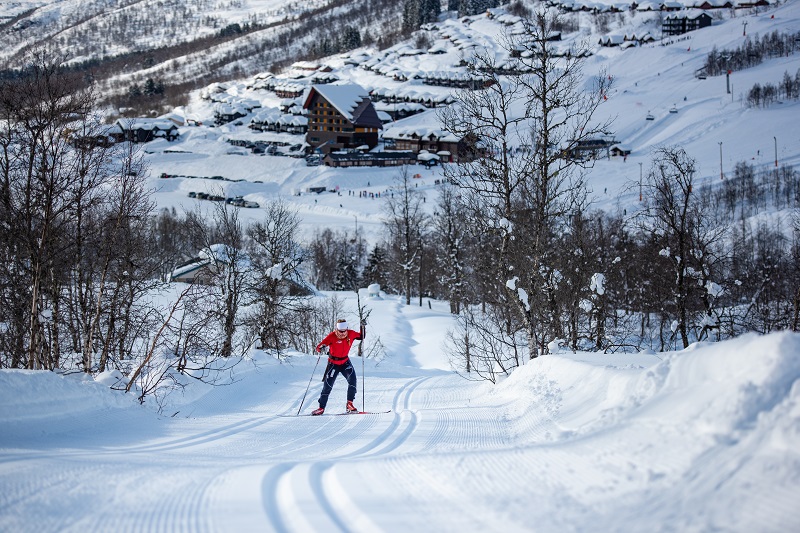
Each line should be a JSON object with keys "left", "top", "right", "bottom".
{"left": 116, "top": 118, "right": 177, "bottom": 131}
{"left": 665, "top": 8, "right": 713, "bottom": 20}
{"left": 304, "top": 84, "right": 367, "bottom": 120}
{"left": 304, "top": 84, "right": 382, "bottom": 129}
{"left": 382, "top": 125, "right": 460, "bottom": 143}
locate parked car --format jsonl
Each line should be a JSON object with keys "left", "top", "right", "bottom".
{"left": 188, "top": 191, "right": 197, "bottom": 198}
{"left": 243, "top": 200, "right": 260, "bottom": 208}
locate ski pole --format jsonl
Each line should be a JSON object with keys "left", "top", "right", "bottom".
{"left": 361, "top": 350, "right": 365, "bottom": 412}
{"left": 359, "top": 320, "right": 366, "bottom": 411}
{"left": 298, "top": 348, "right": 324, "bottom": 415}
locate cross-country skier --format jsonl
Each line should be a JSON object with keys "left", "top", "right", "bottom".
{"left": 311, "top": 318, "right": 364, "bottom": 415}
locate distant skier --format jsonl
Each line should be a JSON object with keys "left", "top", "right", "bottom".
{"left": 311, "top": 319, "right": 364, "bottom": 415}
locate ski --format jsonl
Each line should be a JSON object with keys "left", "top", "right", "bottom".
{"left": 278, "top": 410, "right": 391, "bottom": 418}
{"left": 335, "top": 410, "right": 391, "bottom": 416}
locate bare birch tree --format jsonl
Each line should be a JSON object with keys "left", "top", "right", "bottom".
{"left": 440, "top": 7, "right": 612, "bottom": 366}
{"left": 636, "top": 146, "right": 728, "bottom": 349}
{"left": 246, "top": 199, "right": 307, "bottom": 355}
{"left": 0, "top": 52, "right": 158, "bottom": 371}
{"left": 383, "top": 167, "right": 429, "bottom": 305}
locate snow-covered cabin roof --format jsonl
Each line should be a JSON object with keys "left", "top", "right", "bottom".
{"left": 310, "top": 71, "right": 339, "bottom": 83}
{"left": 169, "top": 259, "right": 209, "bottom": 283}
{"left": 599, "top": 34, "right": 626, "bottom": 46}
{"left": 272, "top": 82, "right": 306, "bottom": 94}
{"left": 670, "top": 7, "right": 715, "bottom": 18}
{"left": 303, "top": 83, "right": 371, "bottom": 122}
{"left": 213, "top": 103, "right": 248, "bottom": 117}
{"left": 395, "top": 45, "right": 424, "bottom": 56}
{"left": 116, "top": 118, "right": 176, "bottom": 131}
{"left": 279, "top": 115, "right": 308, "bottom": 127}
{"left": 625, "top": 31, "right": 654, "bottom": 42}
{"left": 417, "top": 151, "right": 440, "bottom": 161}
{"left": 611, "top": 144, "right": 632, "bottom": 153}
{"left": 427, "top": 41, "right": 450, "bottom": 54}
{"left": 693, "top": 0, "right": 733, "bottom": 6}
{"left": 635, "top": 1, "right": 662, "bottom": 10}
{"left": 382, "top": 125, "right": 460, "bottom": 143}
{"left": 158, "top": 112, "right": 185, "bottom": 126}
{"left": 375, "top": 101, "right": 428, "bottom": 111}
{"left": 291, "top": 61, "right": 321, "bottom": 71}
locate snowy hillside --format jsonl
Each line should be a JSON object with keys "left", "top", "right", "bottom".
{"left": 133, "top": 1, "right": 800, "bottom": 242}
{"left": 1, "top": 290, "right": 799, "bottom": 531}
{"left": 0, "top": 0, "right": 403, "bottom": 96}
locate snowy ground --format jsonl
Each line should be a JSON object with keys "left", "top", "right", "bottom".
{"left": 2, "top": 291, "right": 799, "bottom": 532}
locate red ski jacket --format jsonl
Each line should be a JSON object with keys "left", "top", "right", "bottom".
{"left": 316, "top": 329, "right": 363, "bottom": 365}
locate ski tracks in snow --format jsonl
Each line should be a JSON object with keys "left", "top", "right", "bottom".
{"left": 259, "top": 375, "right": 432, "bottom": 531}
{"left": 255, "top": 369, "right": 528, "bottom": 533}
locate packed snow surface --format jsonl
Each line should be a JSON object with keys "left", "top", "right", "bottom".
{"left": 1, "top": 291, "right": 799, "bottom": 532}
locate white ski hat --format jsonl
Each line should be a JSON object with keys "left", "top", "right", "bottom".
{"left": 336, "top": 320, "right": 348, "bottom": 331}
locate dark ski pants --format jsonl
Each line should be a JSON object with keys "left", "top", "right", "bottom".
{"left": 318, "top": 359, "right": 357, "bottom": 409}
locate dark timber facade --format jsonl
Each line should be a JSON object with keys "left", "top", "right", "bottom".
{"left": 304, "top": 84, "right": 383, "bottom": 154}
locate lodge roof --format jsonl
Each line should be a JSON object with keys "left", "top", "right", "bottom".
{"left": 304, "top": 83, "right": 383, "bottom": 129}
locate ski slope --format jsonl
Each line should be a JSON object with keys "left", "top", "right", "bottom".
{"left": 2, "top": 291, "right": 799, "bottom": 532}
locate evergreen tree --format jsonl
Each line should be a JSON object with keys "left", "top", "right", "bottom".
{"left": 420, "top": 0, "right": 441, "bottom": 25}
{"left": 341, "top": 26, "right": 362, "bottom": 50}
{"left": 143, "top": 78, "right": 157, "bottom": 96}
{"left": 218, "top": 23, "right": 243, "bottom": 38}
{"left": 362, "top": 28, "right": 374, "bottom": 46}
{"left": 363, "top": 244, "right": 389, "bottom": 290}
{"left": 128, "top": 83, "right": 142, "bottom": 99}
{"left": 333, "top": 254, "right": 360, "bottom": 291}
{"left": 403, "top": 0, "right": 441, "bottom": 33}
{"left": 402, "top": 0, "right": 421, "bottom": 34}
{"left": 459, "top": 0, "right": 498, "bottom": 17}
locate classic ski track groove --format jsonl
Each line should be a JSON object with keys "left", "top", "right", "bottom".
{"left": 264, "top": 375, "right": 433, "bottom": 530}
{"left": 114, "top": 415, "right": 277, "bottom": 454}
{"left": 0, "top": 373, "right": 524, "bottom": 533}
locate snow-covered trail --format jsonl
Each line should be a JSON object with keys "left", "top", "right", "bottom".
{"left": 1, "top": 296, "right": 799, "bottom": 532}
{"left": 0, "top": 370, "right": 514, "bottom": 532}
